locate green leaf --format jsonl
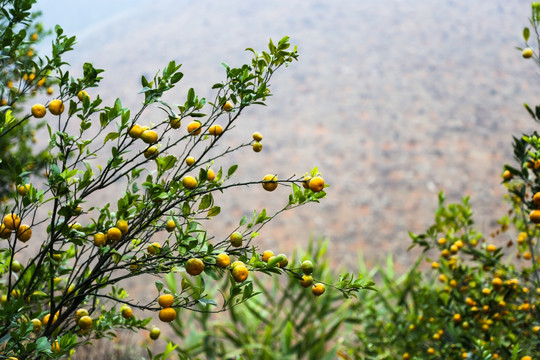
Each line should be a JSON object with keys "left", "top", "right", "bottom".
{"left": 104, "top": 131, "right": 119, "bottom": 144}
{"left": 155, "top": 280, "right": 164, "bottom": 292}
{"left": 207, "top": 206, "right": 221, "bottom": 217}
{"left": 524, "top": 27, "right": 530, "bottom": 41}
{"left": 227, "top": 165, "right": 238, "bottom": 177}
{"left": 239, "top": 215, "right": 247, "bottom": 226}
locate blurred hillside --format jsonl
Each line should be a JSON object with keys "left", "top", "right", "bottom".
{"left": 35, "top": 0, "right": 540, "bottom": 269}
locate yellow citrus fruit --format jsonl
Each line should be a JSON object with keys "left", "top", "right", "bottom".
{"left": 75, "top": 308, "right": 89, "bottom": 321}
{"left": 453, "top": 313, "right": 462, "bottom": 323}
{"left": 187, "top": 121, "right": 202, "bottom": 135}
{"left": 530, "top": 210, "right": 540, "bottom": 223}
{"left": 158, "top": 307, "right": 177, "bottom": 322}
{"left": 17, "top": 184, "right": 30, "bottom": 196}
{"left": 262, "top": 174, "right": 278, "bottom": 191}
{"left": 51, "top": 340, "right": 61, "bottom": 353}
{"left": 216, "top": 253, "right": 230, "bottom": 268}
{"left": 309, "top": 176, "right": 325, "bottom": 192}
{"left": 301, "top": 260, "right": 314, "bottom": 275}
{"left": 107, "top": 227, "right": 122, "bottom": 242}
{"left": 230, "top": 231, "right": 243, "bottom": 247}
{"left": 158, "top": 294, "right": 175, "bottom": 308}
{"left": 186, "top": 258, "right": 204, "bottom": 276}
{"left": 77, "top": 90, "right": 89, "bottom": 102}
{"left": 170, "top": 117, "right": 181, "bottom": 129}
{"left": 209, "top": 124, "right": 223, "bottom": 136}
{"left": 31, "top": 318, "right": 42, "bottom": 332}
{"left": 144, "top": 145, "right": 159, "bottom": 159}
{"left": 43, "top": 313, "right": 58, "bottom": 326}
{"left": 231, "top": 264, "right": 249, "bottom": 283}
{"left": 48, "top": 99, "right": 64, "bottom": 115}
{"left": 277, "top": 254, "right": 289, "bottom": 268}
{"left": 121, "top": 306, "right": 133, "bottom": 319}
{"left": 185, "top": 156, "right": 195, "bottom": 166}
{"left": 524, "top": 251, "right": 532, "bottom": 260}
{"left": 78, "top": 315, "right": 92, "bottom": 330}
{"left": 402, "top": 353, "right": 411, "bottom": 360}
{"left": 261, "top": 250, "right": 274, "bottom": 262}
{"left": 533, "top": 192, "right": 540, "bottom": 207}
{"left": 16, "top": 224, "right": 32, "bottom": 242}
{"left": 4, "top": 214, "right": 20, "bottom": 230}
{"left": 486, "top": 244, "right": 497, "bottom": 252}
{"left": 312, "top": 283, "right": 325, "bottom": 296}
{"left": 182, "top": 175, "right": 198, "bottom": 190}
{"left": 11, "top": 260, "right": 22, "bottom": 273}
{"left": 300, "top": 275, "right": 314, "bottom": 287}
{"left": 301, "top": 176, "right": 312, "bottom": 189}
{"left": 128, "top": 124, "right": 144, "bottom": 138}
{"left": 149, "top": 326, "right": 161, "bottom": 340}
{"left": 116, "top": 220, "right": 129, "bottom": 235}
{"left": 522, "top": 357, "right": 532, "bottom": 360}
{"left": 141, "top": 130, "right": 158, "bottom": 144}
{"left": 523, "top": 48, "right": 533, "bottom": 58}
{"left": 93, "top": 232, "right": 107, "bottom": 246}
{"left": 252, "top": 142, "right": 263, "bottom": 152}
{"left": 502, "top": 170, "right": 512, "bottom": 180}
{"left": 0, "top": 224, "right": 11, "bottom": 239}
{"left": 31, "top": 104, "right": 46, "bottom": 118}
{"left": 427, "top": 347, "right": 435, "bottom": 356}
{"left": 222, "top": 101, "right": 233, "bottom": 112}
{"left": 31, "top": 33, "right": 38, "bottom": 41}
{"left": 165, "top": 219, "right": 176, "bottom": 232}
{"left": 230, "top": 260, "right": 245, "bottom": 269}
{"left": 147, "top": 242, "right": 161, "bottom": 255}
{"left": 252, "top": 132, "right": 263, "bottom": 141}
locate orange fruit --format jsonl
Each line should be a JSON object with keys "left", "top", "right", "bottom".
{"left": 46, "top": 87, "right": 53, "bottom": 95}
{"left": 0, "top": 224, "right": 11, "bottom": 239}
{"left": 147, "top": 242, "right": 161, "bottom": 255}
{"left": 30, "top": 33, "right": 38, "bottom": 41}
{"left": 309, "top": 176, "right": 325, "bottom": 192}
{"left": 523, "top": 48, "right": 534, "bottom": 58}
{"left": 453, "top": 313, "right": 462, "bottom": 323}
{"left": 158, "top": 294, "right": 174, "bottom": 308}
{"left": 185, "top": 156, "right": 195, "bottom": 166}
{"left": 530, "top": 210, "right": 540, "bottom": 224}
{"left": 182, "top": 176, "right": 198, "bottom": 190}
{"left": 31, "top": 104, "right": 46, "bottom": 118}
{"left": 78, "top": 315, "right": 92, "bottom": 330}
{"left": 116, "top": 219, "right": 129, "bottom": 235}
{"left": 486, "top": 244, "right": 497, "bottom": 252}
{"left": 262, "top": 174, "right": 278, "bottom": 191}
{"left": 427, "top": 347, "right": 435, "bottom": 356}
{"left": 17, "top": 184, "right": 30, "bottom": 196}
{"left": 121, "top": 306, "right": 133, "bottom": 319}
{"left": 312, "top": 283, "right": 326, "bottom": 296}
{"left": 502, "top": 170, "right": 513, "bottom": 180}
{"left": 48, "top": 99, "right": 64, "bottom": 115}
{"left": 185, "top": 258, "right": 204, "bottom": 276}
{"left": 216, "top": 253, "right": 230, "bottom": 268}
{"left": 402, "top": 353, "right": 411, "bottom": 360}
{"left": 231, "top": 264, "right": 249, "bottom": 282}
{"left": 149, "top": 326, "right": 161, "bottom": 340}
{"left": 128, "top": 124, "right": 144, "bottom": 139}
{"left": 107, "top": 227, "right": 122, "bottom": 242}
{"left": 3, "top": 214, "right": 20, "bottom": 230}
{"left": 16, "top": 224, "right": 32, "bottom": 242}
{"left": 252, "top": 132, "right": 263, "bottom": 141}
{"left": 51, "top": 340, "right": 61, "bottom": 353}
{"left": 276, "top": 254, "right": 289, "bottom": 268}
{"left": 169, "top": 117, "right": 181, "bottom": 129}
{"left": 144, "top": 145, "right": 159, "bottom": 159}
{"left": 77, "top": 90, "right": 89, "bottom": 102}
{"left": 209, "top": 124, "right": 223, "bottom": 136}
{"left": 230, "top": 231, "right": 243, "bottom": 247}
{"left": 302, "top": 176, "right": 311, "bottom": 189}
{"left": 534, "top": 192, "right": 540, "bottom": 207}
{"left": 261, "top": 250, "right": 274, "bottom": 262}
{"left": 141, "top": 130, "right": 158, "bottom": 144}
{"left": 93, "top": 232, "right": 107, "bottom": 246}
{"left": 207, "top": 169, "right": 216, "bottom": 182}
{"left": 252, "top": 142, "right": 263, "bottom": 152}
{"left": 31, "top": 318, "right": 41, "bottom": 333}
{"left": 187, "top": 121, "right": 201, "bottom": 135}
{"left": 300, "top": 275, "right": 314, "bottom": 287}
{"left": 165, "top": 219, "right": 176, "bottom": 232}
{"left": 158, "top": 307, "right": 177, "bottom": 322}
{"left": 222, "top": 101, "right": 233, "bottom": 112}
{"left": 75, "top": 308, "right": 89, "bottom": 321}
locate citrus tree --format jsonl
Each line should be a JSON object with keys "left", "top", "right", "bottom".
{"left": 0, "top": 0, "right": 372, "bottom": 359}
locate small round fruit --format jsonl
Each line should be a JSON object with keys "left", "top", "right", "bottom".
{"left": 230, "top": 231, "right": 243, "bottom": 247}
{"left": 300, "top": 275, "right": 314, "bottom": 288}
{"left": 222, "top": 101, "right": 233, "bottom": 112}
{"left": 116, "top": 220, "right": 129, "bottom": 235}
{"left": 78, "top": 315, "right": 92, "bottom": 330}
{"left": 185, "top": 258, "right": 204, "bottom": 276}
{"left": 312, "top": 283, "right": 326, "bottom": 296}
{"left": 0, "top": 224, "right": 11, "bottom": 239}
{"left": 147, "top": 242, "right": 161, "bottom": 255}
{"left": 75, "top": 308, "right": 89, "bottom": 321}
{"left": 261, "top": 250, "right": 274, "bottom": 263}
{"left": 502, "top": 170, "right": 513, "bottom": 180}
{"left": 51, "top": 340, "right": 61, "bottom": 353}
{"left": 149, "top": 326, "right": 161, "bottom": 340}
{"left": 309, "top": 176, "right": 325, "bottom": 192}
{"left": 523, "top": 48, "right": 534, "bottom": 59}
{"left": 3, "top": 213, "right": 21, "bottom": 230}
{"left": 302, "top": 176, "right": 312, "bottom": 189}
{"left": 185, "top": 156, "right": 195, "bottom": 166}
{"left": 144, "top": 145, "right": 159, "bottom": 159}
{"left": 169, "top": 117, "right": 181, "bottom": 129}
{"left": 158, "top": 294, "right": 175, "bottom": 308}
{"left": 209, "top": 124, "right": 223, "bottom": 136}
{"left": 141, "top": 130, "right": 158, "bottom": 144}
{"left": 277, "top": 254, "right": 288, "bottom": 268}
{"left": 231, "top": 264, "right": 249, "bottom": 282}
{"left": 187, "top": 121, "right": 202, "bottom": 135}
{"left": 31, "top": 318, "right": 42, "bottom": 332}
{"left": 530, "top": 210, "right": 540, "bottom": 224}
{"left": 48, "top": 99, "right": 64, "bottom": 115}
{"left": 216, "top": 253, "right": 230, "bottom": 268}
{"left": 121, "top": 306, "right": 133, "bottom": 319}
{"left": 31, "top": 104, "right": 46, "bottom": 118}
{"left": 128, "top": 124, "right": 144, "bottom": 139}
{"left": 262, "top": 174, "right": 278, "bottom": 191}
{"left": 16, "top": 224, "right": 31, "bottom": 242}
{"left": 158, "top": 307, "right": 177, "bottom": 322}
{"left": 165, "top": 219, "right": 176, "bottom": 232}
{"left": 534, "top": 192, "right": 540, "bottom": 207}
{"left": 207, "top": 169, "right": 216, "bottom": 182}
{"left": 230, "top": 260, "right": 245, "bottom": 269}
{"left": 107, "top": 227, "right": 122, "bottom": 242}
{"left": 182, "top": 176, "right": 198, "bottom": 190}
{"left": 93, "top": 232, "right": 107, "bottom": 246}
{"left": 252, "top": 132, "right": 263, "bottom": 141}
{"left": 301, "top": 260, "right": 314, "bottom": 275}
{"left": 11, "top": 260, "right": 22, "bottom": 273}
{"left": 252, "top": 142, "right": 263, "bottom": 152}
{"left": 77, "top": 90, "right": 89, "bottom": 101}
{"left": 46, "top": 87, "right": 53, "bottom": 95}
{"left": 17, "top": 184, "right": 31, "bottom": 196}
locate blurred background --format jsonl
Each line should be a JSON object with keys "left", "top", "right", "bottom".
{"left": 34, "top": 0, "right": 540, "bottom": 270}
